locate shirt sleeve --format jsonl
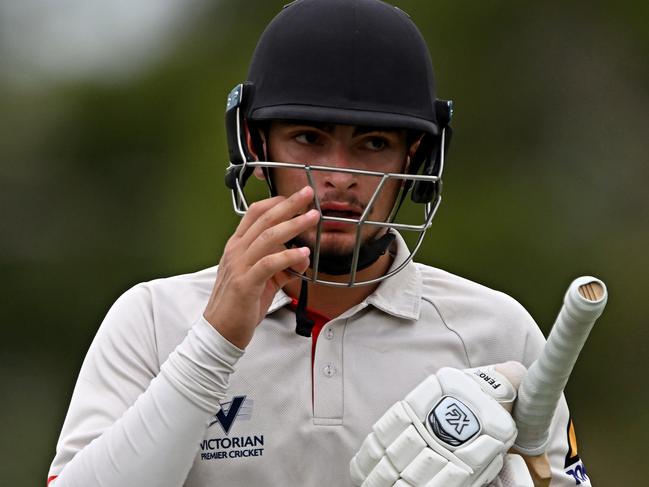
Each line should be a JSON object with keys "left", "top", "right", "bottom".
{"left": 47, "top": 284, "right": 244, "bottom": 487}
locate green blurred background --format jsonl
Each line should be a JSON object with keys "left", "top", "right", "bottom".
{"left": 1, "top": 0, "right": 647, "bottom": 484}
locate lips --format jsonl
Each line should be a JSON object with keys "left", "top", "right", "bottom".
{"left": 322, "top": 210, "right": 361, "bottom": 219}
{"left": 319, "top": 203, "right": 363, "bottom": 219}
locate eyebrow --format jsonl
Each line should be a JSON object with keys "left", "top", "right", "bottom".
{"left": 353, "top": 126, "right": 402, "bottom": 136}
{"left": 279, "top": 121, "right": 402, "bottom": 137}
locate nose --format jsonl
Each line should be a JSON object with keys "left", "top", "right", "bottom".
{"left": 319, "top": 143, "right": 358, "bottom": 190}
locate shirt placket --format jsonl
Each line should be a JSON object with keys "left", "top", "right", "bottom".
{"left": 312, "top": 318, "right": 345, "bottom": 425}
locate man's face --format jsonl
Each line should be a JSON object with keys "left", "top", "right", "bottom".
{"left": 261, "top": 121, "right": 411, "bottom": 261}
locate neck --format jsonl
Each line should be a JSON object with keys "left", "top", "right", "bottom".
{"left": 283, "top": 251, "right": 393, "bottom": 318}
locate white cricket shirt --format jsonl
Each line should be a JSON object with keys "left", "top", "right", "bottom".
{"left": 48, "top": 233, "right": 590, "bottom": 486}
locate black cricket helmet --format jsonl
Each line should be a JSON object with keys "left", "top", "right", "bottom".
{"left": 225, "top": 0, "right": 453, "bottom": 287}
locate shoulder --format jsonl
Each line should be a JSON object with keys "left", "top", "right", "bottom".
{"left": 113, "top": 265, "right": 217, "bottom": 313}
{"left": 136, "top": 265, "right": 217, "bottom": 299}
{"left": 415, "top": 263, "right": 532, "bottom": 323}
{"left": 414, "top": 263, "right": 546, "bottom": 366}
{"left": 95, "top": 265, "right": 218, "bottom": 364}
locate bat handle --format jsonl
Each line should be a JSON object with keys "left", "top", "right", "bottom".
{"left": 513, "top": 276, "right": 607, "bottom": 456}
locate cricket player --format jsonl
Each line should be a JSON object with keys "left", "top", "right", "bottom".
{"left": 48, "top": 1, "right": 591, "bottom": 486}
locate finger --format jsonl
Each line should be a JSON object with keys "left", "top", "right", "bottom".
{"left": 275, "top": 245, "right": 313, "bottom": 285}
{"left": 233, "top": 195, "right": 286, "bottom": 238}
{"left": 246, "top": 246, "right": 311, "bottom": 286}
{"left": 245, "top": 208, "right": 319, "bottom": 265}
{"left": 270, "top": 257, "right": 311, "bottom": 290}
{"left": 240, "top": 186, "right": 314, "bottom": 246}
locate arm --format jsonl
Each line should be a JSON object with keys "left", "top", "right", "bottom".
{"left": 49, "top": 188, "right": 319, "bottom": 486}
{"left": 49, "top": 302, "right": 243, "bottom": 487}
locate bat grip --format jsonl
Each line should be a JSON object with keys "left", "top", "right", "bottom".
{"left": 513, "top": 276, "right": 607, "bottom": 456}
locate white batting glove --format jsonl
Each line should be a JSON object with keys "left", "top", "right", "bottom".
{"left": 489, "top": 454, "right": 535, "bottom": 487}
{"left": 350, "top": 362, "right": 534, "bottom": 487}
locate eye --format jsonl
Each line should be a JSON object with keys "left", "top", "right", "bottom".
{"left": 295, "top": 131, "right": 320, "bottom": 145}
{"left": 364, "top": 136, "right": 388, "bottom": 151}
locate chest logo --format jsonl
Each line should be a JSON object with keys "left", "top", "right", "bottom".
{"left": 209, "top": 395, "right": 252, "bottom": 435}
{"left": 201, "top": 395, "right": 264, "bottom": 461}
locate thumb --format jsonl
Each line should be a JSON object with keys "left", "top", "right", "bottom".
{"left": 463, "top": 361, "right": 527, "bottom": 413}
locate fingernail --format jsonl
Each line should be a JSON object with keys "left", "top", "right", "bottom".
{"left": 300, "top": 247, "right": 311, "bottom": 256}
{"left": 300, "top": 186, "right": 313, "bottom": 196}
{"left": 306, "top": 209, "right": 319, "bottom": 218}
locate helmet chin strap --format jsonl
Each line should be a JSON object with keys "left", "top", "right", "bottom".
{"left": 312, "top": 232, "right": 396, "bottom": 276}
{"left": 293, "top": 231, "right": 395, "bottom": 337}
{"left": 295, "top": 279, "right": 315, "bottom": 337}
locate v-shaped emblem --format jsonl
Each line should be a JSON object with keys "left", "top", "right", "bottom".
{"left": 209, "top": 396, "right": 246, "bottom": 435}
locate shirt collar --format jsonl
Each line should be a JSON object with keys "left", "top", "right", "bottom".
{"left": 365, "top": 231, "right": 421, "bottom": 320}
{"left": 268, "top": 288, "right": 293, "bottom": 315}
{"left": 267, "top": 232, "right": 422, "bottom": 320}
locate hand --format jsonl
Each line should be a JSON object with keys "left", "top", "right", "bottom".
{"left": 350, "top": 362, "right": 535, "bottom": 487}
{"left": 203, "top": 186, "right": 319, "bottom": 348}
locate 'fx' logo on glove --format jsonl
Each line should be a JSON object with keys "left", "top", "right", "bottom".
{"left": 428, "top": 396, "right": 481, "bottom": 447}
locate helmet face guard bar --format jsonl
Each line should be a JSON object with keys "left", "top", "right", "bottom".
{"left": 227, "top": 159, "right": 443, "bottom": 288}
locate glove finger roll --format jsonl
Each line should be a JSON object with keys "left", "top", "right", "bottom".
{"left": 351, "top": 432, "right": 385, "bottom": 481}
{"left": 362, "top": 456, "right": 399, "bottom": 487}
{"left": 386, "top": 425, "right": 427, "bottom": 471}
{"left": 400, "top": 448, "right": 448, "bottom": 486}
{"left": 454, "top": 434, "right": 504, "bottom": 470}
{"left": 373, "top": 402, "right": 413, "bottom": 447}
{"left": 470, "top": 454, "right": 504, "bottom": 487}
{"left": 423, "top": 462, "right": 470, "bottom": 487}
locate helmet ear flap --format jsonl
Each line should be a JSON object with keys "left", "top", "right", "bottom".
{"left": 410, "top": 100, "right": 453, "bottom": 204}
{"left": 409, "top": 133, "right": 438, "bottom": 204}
{"left": 225, "top": 83, "right": 257, "bottom": 190}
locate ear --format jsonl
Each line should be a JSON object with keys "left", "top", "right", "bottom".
{"left": 244, "top": 123, "right": 264, "bottom": 160}
{"left": 244, "top": 123, "right": 268, "bottom": 180}
{"left": 408, "top": 133, "right": 424, "bottom": 160}
{"left": 402, "top": 134, "right": 423, "bottom": 174}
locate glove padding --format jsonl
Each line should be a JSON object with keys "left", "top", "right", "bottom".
{"left": 350, "top": 362, "right": 533, "bottom": 487}
{"left": 489, "top": 454, "right": 536, "bottom": 487}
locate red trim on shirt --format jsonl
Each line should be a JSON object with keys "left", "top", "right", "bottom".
{"left": 288, "top": 298, "right": 331, "bottom": 367}
{"left": 47, "top": 475, "right": 57, "bottom": 486}
{"left": 288, "top": 298, "right": 330, "bottom": 404}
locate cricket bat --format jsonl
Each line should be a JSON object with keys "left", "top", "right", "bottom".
{"left": 513, "top": 276, "right": 608, "bottom": 486}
